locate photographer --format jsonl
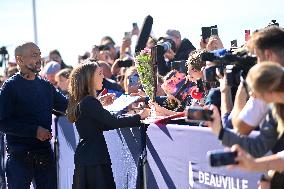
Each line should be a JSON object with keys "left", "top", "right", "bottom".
{"left": 203, "top": 48, "right": 284, "bottom": 157}
{"left": 157, "top": 29, "right": 196, "bottom": 76}
{"left": 204, "top": 48, "right": 247, "bottom": 115}
{"left": 232, "top": 26, "right": 284, "bottom": 135}
{"left": 206, "top": 62, "right": 284, "bottom": 188}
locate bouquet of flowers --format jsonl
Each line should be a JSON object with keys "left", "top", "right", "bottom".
{"left": 134, "top": 48, "right": 156, "bottom": 100}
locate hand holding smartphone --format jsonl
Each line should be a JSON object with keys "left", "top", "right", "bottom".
{"left": 201, "top": 25, "right": 218, "bottom": 41}
{"left": 124, "top": 32, "right": 132, "bottom": 40}
{"left": 132, "top": 22, "right": 139, "bottom": 36}
{"left": 207, "top": 150, "right": 238, "bottom": 167}
{"left": 186, "top": 106, "right": 213, "bottom": 122}
{"left": 133, "top": 22, "right": 138, "bottom": 29}
{"left": 201, "top": 27, "right": 211, "bottom": 41}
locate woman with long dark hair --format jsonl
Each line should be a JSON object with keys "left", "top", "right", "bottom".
{"left": 67, "top": 60, "right": 149, "bottom": 189}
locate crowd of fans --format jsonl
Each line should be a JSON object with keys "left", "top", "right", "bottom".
{"left": 0, "top": 20, "right": 284, "bottom": 189}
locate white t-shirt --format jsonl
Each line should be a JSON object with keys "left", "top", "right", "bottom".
{"left": 238, "top": 97, "right": 270, "bottom": 127}
{"left": 277, "top": 150, "right": 284, "bottom": 160}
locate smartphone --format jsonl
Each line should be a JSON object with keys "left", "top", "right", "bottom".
{"left": 201, "top": 27, "right": 211, "bottom": 40}
{"left": 118, "top": 59, "right": 133, "bottom": 67}
{"left": 186, "top": 106, "right": 213, "bottom": 122}
{"left": 124, "top": 32, "right": 132, "bottom": 40}
{"left": 231, "top": 40, "right": 238, "bottom": 47}
{"left": 207, "top": 150, "right": 238, "bottom": 167}
{"left": 132, "top": 22, "right": 138, "bottom": 29}
{"left": 211, "top": 27, "right": 218, "bottom": 36}
{"left": 128, "top": 73, "right": 139, "bottom": 87}
{"left": 245, "top": 30, "right": 250, "bottom": 42}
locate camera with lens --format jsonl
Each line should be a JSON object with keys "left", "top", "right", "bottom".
{"left": 201, "top": 49, "right": 257, "bottom": 87}
{"left": 157, "top": 38, "right": 177, "bottom": 53}
{"left": 154, "top": 37, "right": 188, "bottom": 73}
{"left": 152, "top": 37, "right": 177, "bottom": 65}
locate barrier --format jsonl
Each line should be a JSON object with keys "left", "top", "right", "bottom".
{"left": 52, "top": 116, "right": 263, "bottom": 189}
{"left": 146, "top": 124, "right": 261, "bottom": 189}
{"left": 51, "top": 116, "right": 79, "bottom": 189}
{"left": 52, "top": 116, "right": 143, "bottom": 189}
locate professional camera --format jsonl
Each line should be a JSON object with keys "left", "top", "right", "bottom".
{"left": 201, "top": 49, "right": 257, "bottom": 87}
{"left": 152, "top": 38, "right": 177, "bottom": 65}
{"left": 157, "top": 38, "right": 177, "bottom": 53}
{"left": 155, "top": 37, "right": 189, "bottom": 74}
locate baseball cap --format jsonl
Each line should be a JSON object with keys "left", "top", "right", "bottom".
{"left": 43, "top": 61, "right": 61, "bottom": 75}
{"left": 164, "top": 29, "right": 181, "bottom": 39}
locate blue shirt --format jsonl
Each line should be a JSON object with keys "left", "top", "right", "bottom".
{"left": 0, "top": 73, "right": 68, "bottom": 152}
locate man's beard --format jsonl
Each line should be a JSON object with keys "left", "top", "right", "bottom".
{"left": 26, "top": 60, "right": 41, "bottom": 73}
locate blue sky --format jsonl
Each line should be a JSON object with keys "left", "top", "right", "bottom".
{"left": 0, "top": 0, "right": 284, "bottom": 68}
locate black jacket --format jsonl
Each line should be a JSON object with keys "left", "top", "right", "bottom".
{"left": 173, "top": 38, "right": 196, "bottom": 61}
{"left": 74, "top": 96, "right": 141, "bottom": 165}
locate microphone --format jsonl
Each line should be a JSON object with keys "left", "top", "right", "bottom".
{"left": 135, "top": 15, "right": 153, "bottom": 54}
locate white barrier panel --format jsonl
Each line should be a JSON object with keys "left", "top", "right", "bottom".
{"left": 51, "top": 116, "right": 79, "bottom": 189}
{"left": 146, "top": 124, "right": 262, "bottom": 189}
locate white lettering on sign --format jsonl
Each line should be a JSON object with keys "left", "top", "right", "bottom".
{"left": 197, "top": 171, "right": 248, "bottom": 189}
